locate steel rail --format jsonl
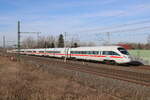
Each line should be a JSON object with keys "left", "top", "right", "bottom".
{"left": 20, "top": 55, "right": 150, "bottom": 87}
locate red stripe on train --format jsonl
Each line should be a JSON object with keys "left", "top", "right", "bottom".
{"left": 22, "top": 52, "right": 123, "bottom": 59}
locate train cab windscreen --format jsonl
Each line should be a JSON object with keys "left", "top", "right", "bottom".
{"left": 118, "top": 48, "right": 129, "bottom": 55}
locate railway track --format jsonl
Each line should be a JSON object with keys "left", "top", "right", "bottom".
{"left": 135, "top": 66, "right": 150, "bottom": 70}
{"left": 65, "top": 65, "right": 150, "bottom": 86}
{"left": 19, "top": 55, "right": 150, "bottom": 87}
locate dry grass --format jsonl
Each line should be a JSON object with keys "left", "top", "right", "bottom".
{"left": 0, "top": 56, "right": 118, "bottom": 100}
{"left": 22, "top": 56, "right": 150, "bottom": 100}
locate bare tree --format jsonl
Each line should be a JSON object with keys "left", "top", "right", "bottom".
{"left": 147, "top": 35, "right": 150, "bottom": 44}
{"left": 22, "top": 37, "right": 36, "bottom": 48}
{"left": 46, "top": 36, "right": 56, "bottom": 48}
{"left": 87, "top": 41, "right": 96, "bottom": 46}
{"left": 22, "top": 35, "right": 56, "bottom": 48}
{"left": 38, "top": 36, "right": 46, "bottom": 48}
{"left": 22, "top": 35, "right": 96, "bottom": 49}
{"left": 146, "top": 35, "right": 150, "bottom": 49}
{"left": 37, "top": 36, "right": 56, "bottom": 48}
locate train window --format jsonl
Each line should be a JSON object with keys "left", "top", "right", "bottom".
{"left": 118, "top": 48, "right": 129, "bottom": 55}
{"left": 55, "top": 51, "right": 60, "bottom": 53}
{"left": 46, "top": 51, "right": 60, "bottom": 53}
{"left": 102, "top": 51, "right": 109, "bottom": 55}
{"left": 81, "top": 51, "right": 84, "bottom": 54}
{"left": 102, "top": 51, "right": 111, "bottom": 55}
{"left": 97, "top": 51, "right": 99, "bottom": 54}
{"left": 82, "top": 51, "right": 84, "bottom": 54}
{"left": 93, "top": 51, "right": 99, "bottom": 55}
{"left": 47, "top": 51, "right": 52, "bottom": 53}
{"left": 112, "top": 51, "right": 120, "bottom": 56}
{"left": 71, "top": 51, "right": 75, "bottom": 54}
{"left": 39, "top": 51, "right": 44, "bottom": 53}
{"left": 84, "top": 51, "right": 87, "bottom": 54}
{"left": 93, "top": 51, "right": 95, "bottom": 54}
{"left": 89, "top": 51, "right": 92, "bottom": 54}
{"left": 85, "top": 51, "right": 88, "bottom": 54}
{"left": 72, "top": 51, "right": 76, "bottom": 54}
{"left": 90, "top": 51, "right": 93, "bottom": 54}
{"left": 103, "top": 51, "right": 120, "bottom": 56}
{"left": 86, "top": 51, "right": 89, "bottom": 54}
{"left": 71, "top": 51, "right": 99, "bottom": 54}
{"left": 108, "top": 51, "right": 112, "bottom": 55}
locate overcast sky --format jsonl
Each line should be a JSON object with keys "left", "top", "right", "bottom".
{"left": 0, "top": 0, "right": 150, "bottom": 46}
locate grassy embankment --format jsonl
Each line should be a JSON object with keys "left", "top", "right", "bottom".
{"left": 0, "top": 56, "right": 119, "bottom": 100}
{"left": 129, "top": 50, "right": 150, "bottom": 64}
{"left": 0, "top": 56, "right": 149, "bottom": 100}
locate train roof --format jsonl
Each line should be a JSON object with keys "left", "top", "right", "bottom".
{"left": 16, "top": 46, "right": 123, "bottom": 51}
{"left": 76, "top": 46, "right": 121, "bottom": 49}
{"left": 69, "top": 46, "right": 122, "bottom": 51}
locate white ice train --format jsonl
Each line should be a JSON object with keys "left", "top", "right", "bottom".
{"left": 10, "top": 46, "right": 132, "bottom": 64}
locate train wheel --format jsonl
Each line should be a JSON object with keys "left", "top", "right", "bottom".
{"left": 104, "top": 60, "right": 116, "bottom": 65}
{"left": 104, "top": 60, "right": 110, "bottom": 64}
{"left": 110, "top": 60, "right": 116, "bottom": 65}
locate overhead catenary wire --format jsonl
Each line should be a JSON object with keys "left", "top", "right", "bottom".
{"left": 73, "top": 18, "right": 150, "bottom": 33}
{"left": 99, "top": 26, "right": 150, "bottom": 34}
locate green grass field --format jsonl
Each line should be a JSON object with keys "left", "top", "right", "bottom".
{"left": 129, "top": 50, "right": 150, "bottom": 63}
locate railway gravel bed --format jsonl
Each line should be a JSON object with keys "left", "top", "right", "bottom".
{"left": 20, "top": 55, "right": 150, "bottom": 74}
{"left": 20, "top": 55, "right": 150, "bottom": 86}
{"left": 18, "top": 55, "right": 150, "bottom": 100}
